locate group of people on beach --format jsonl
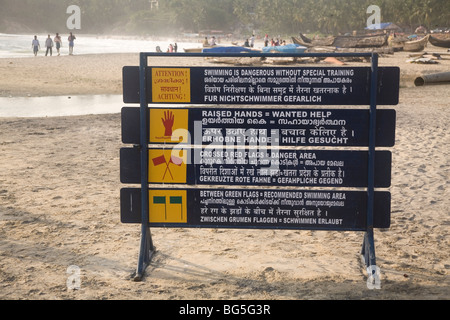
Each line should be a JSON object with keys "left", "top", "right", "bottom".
{"left": 243, "top": 34, "right": 286, "bottom": 48}
{"left": 167, "top": 43, "right": 178, "bottom": 52}
{"left": 204, "top": 36, "right": 218, "bottom": 46}
{"left": 155, "top": 43, "right": 178, "bottom": 53}
{"left": 32, "top": 32, "right": 76, "bottom": 56}
{"left": 263, "top": 34, "right": 287, "bottom": 47}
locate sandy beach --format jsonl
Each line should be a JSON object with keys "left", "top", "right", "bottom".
{"left": 0, "top": 46, "right": 449, "bottom": 300}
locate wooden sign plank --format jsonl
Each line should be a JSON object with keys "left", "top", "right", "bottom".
{"left": 120, "top": 148, "right": 391, "bottom": 188}
{"left": 123, "top": 66, "right": 400, "bottom": 105}
{"left": 121, "top": 188, "right": 391, "bottom": 231}
{"left": 121, "top": 107, "right": 396, "bottom": 147}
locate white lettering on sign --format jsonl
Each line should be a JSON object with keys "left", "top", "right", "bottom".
{"left": 201, "top": 68, "right": 360, "bottom": 105}
{"left": 197, "top": 190, "right": 352, "bottom": 222}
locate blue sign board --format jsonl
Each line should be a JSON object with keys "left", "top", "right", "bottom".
{"left": 123, "top": 66, "right": 400, "bottom": 105}
{"left": 121, "top": 107, "right": 396, "bottom": 147}
{"left": 121, "top": 188, "right": 391, "bottom": 231}
{"left": 120, "top": 147, "right": 392, "bottom": 188}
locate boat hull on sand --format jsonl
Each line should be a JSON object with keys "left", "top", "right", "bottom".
{"left": 332, "top": 34, "right": 388, "bottom": 48}
{"left": 403, "top": 35, "right": 429, "bottom": 52}
{"left": 429, "top": 35, "right": 450, "bottom": 48}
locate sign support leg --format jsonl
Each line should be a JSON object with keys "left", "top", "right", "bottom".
{"left": 134, "top": 53, "right": 155, "bottom": 281}
{"left": 134, "top": 224, "right": 155, "bottom": 281}
{"left": 362, "top": 53, "right": 380, "bottom": 288}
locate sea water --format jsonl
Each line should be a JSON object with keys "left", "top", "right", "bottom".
{"left": 0, "top": 33, "right": 201, "bottom": 117}
{"left": 0, "top": 95, "right": 188, "bottom": 118}
{"left": 0, "top": 33, "right": 201, "bottom": 58}
{"left": 0, "top": 95, "right": 124, "bottom": 117}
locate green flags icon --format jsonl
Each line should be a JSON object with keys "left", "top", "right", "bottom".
{"left": 152, "top": 196, "right": 184, "bottom": 221}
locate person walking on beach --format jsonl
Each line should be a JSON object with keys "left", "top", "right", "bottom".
{"left": 32, "top": 36, "right": 40, "bottom": 56}
{"left": 68, "top": 32, "right": 76, "bottom": 55}
{"left": 45, "top": 35, "right": 54, "bottom": 56}
{"left": 264, "top": 34, "right": 269, "bottom": 47}
{"left": 54, "top": 33, "right": 62, "bottom": 56}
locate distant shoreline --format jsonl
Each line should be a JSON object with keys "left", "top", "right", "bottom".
{"left": 0, "top": 32, "right": 213, "bottom": 60}
{"left": 0, "top": 32, "right": 209, "bottom": 42}
{"left": 1, "top": 44, "right": 449, "bottom": 98}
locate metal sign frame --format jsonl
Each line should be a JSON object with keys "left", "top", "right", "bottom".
{"left": 123, "top": 51, "right": 397, "bottom": 284}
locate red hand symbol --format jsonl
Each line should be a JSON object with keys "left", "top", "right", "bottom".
{"left": 161, "top": 110, "right": 175, "bottom": 136}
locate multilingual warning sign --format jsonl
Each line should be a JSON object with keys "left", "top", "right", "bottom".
{"left": 123, "top": 66, "right": 400, "bottom": 105}
{"left": 120, "top": 62, "right": 397, "bottom": 231}
{"left": 121, "top": 148, "right": 391, "bottom": 188}
{"left": 122, "top": 107, "right": 396, "bottom": 147}
{"left": 151, "top": 68, "right": 191, "bottom": 103}
{"left": 121, "top": 188, "right": 390, "bottom": 231}
{"left": 120, "top": 52, "right": 399, "bottom": 284}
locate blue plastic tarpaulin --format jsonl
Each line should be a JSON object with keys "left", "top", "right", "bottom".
{"left": 262, "top": 43, "right": 307, "bottom": 53}
{"left": 366, "top": 22, "right": 401, "bottom": 30}
{"left": 202, "top": 46, "right": 254, "bottom": 53}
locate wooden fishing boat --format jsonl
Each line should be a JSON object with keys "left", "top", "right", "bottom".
{"left": 292, "top": 36, "right": 311, "bottom": 47}
{"left": 332, "top": 33, "right": 388, "bottom": 48}
{"left": 429, "top": 35, "right": 450, "bottom": 48}
{"left": 298, "top": 33, "right": 312, "bottom": 44}
{"left": 292, "top": 34, "right": 335, "bottom": 47}
{"left": 403, "top": 35, "right": 429, "bottom": 52}
{"left": 389, "top": 36, "right": 408, "bottom": 51}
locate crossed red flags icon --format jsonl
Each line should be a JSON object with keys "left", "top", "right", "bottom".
{"left": 152, "top": 154, "right": 183, "bottom": 180}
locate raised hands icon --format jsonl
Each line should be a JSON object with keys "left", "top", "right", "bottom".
{"left": 161, "top": 110, "right": 175, "bottom": 137}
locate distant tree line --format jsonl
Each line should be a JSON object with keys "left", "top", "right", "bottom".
{"left": 1, "top": 0, "right": 448, "bottom": 35}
